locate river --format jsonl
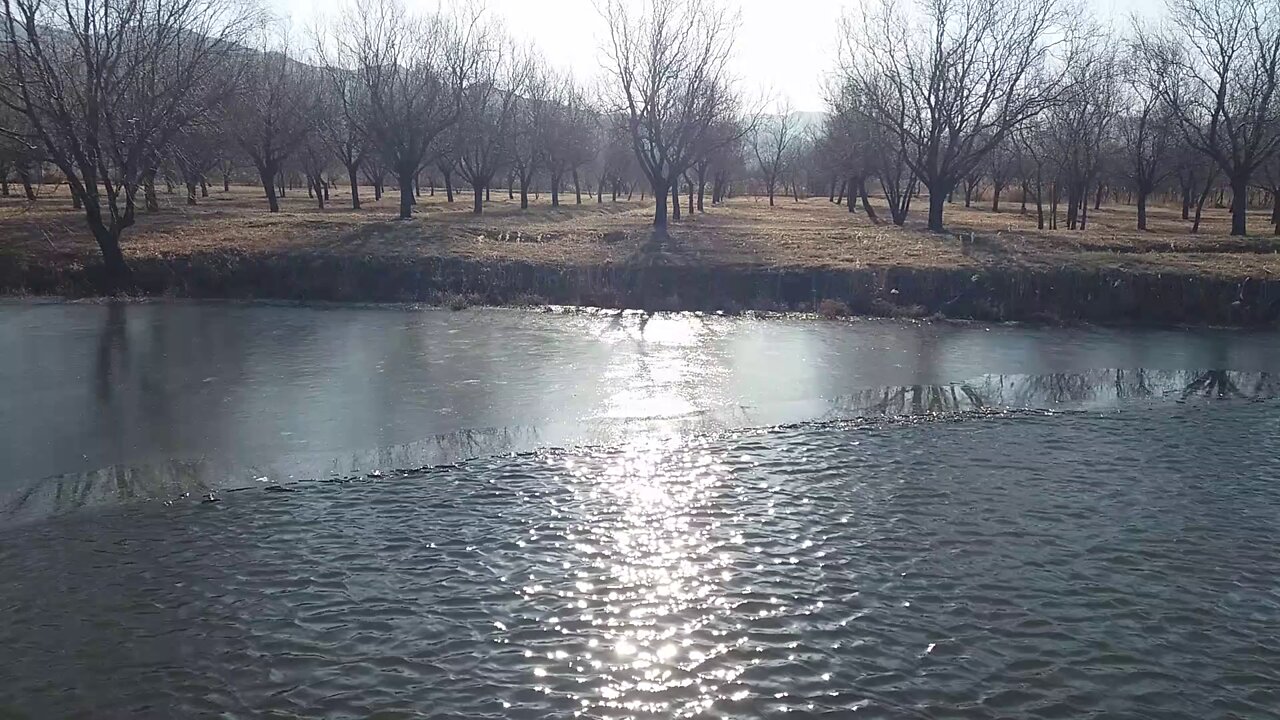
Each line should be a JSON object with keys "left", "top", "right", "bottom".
{"left": 1, "top": 301, "right": 1278, "bottom": 718}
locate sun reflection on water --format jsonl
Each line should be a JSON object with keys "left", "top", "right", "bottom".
{"left": 504, "top": 312, "right": 830, "bottom": 716}
{"left": 513, "top": 438, "right": 764, "bottom": 713}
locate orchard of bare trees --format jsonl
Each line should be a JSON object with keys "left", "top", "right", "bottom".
{"left": 825, "top": 0, "right": 1280, "bottom": 236}
{"left": 2, "top": 0, "right": 1280, "bottom": 290}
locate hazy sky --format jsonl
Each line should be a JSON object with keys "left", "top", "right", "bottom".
{"left": 275, "top": 0, "right": 1167, "bottom": 113}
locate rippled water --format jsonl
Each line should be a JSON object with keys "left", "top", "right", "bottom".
{"left": 4, "top": 403, "right": 1279, "bottom": 718}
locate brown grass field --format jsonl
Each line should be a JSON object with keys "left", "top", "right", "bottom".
{"left": 3, "top": 183, "right": 1279, "bottom": 282}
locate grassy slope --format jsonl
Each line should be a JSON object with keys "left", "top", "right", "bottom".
{"left": 3, "top": 184, "right": 1279, "bottom": 282}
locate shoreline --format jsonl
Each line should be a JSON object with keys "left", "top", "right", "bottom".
{"left": 3, "top": 250, "right": 1279, "bottom": 328}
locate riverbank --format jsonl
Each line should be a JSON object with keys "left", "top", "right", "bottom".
{"left": 4, "top": 186, "right": 1279, "bottom": 326}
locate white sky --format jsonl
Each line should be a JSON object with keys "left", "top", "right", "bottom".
{"left": 274, "top": 0, "right": 1167, "bottom": 113}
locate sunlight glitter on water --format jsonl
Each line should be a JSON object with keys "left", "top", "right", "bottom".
{"left": 515, "top": 436, "right": 756, "bottom": 717}
{"left": 595, "top": 314, "right": 721, "bottom": 423}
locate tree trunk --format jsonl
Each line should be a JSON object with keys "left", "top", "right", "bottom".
{"left": 398, "top": 167, "right": 414, "bottom": 219}
{"left": 1094, "top": 183, "right": 1104, "bottom": 211}
{"left": 222, "top": 175, "right": 230, "bottom": 192}
{"left": 373, "top": 179, "right": 383, "bottom": 201}
{"left": 992, "top": 185, "right": 1002, "bottom": 213}
{"left": 767, "top": 181, "right": 775, "bottom": 206}
{"left": 652, "top": 181, "right": 669, "bottom": 234}
{"left": 1035, "top": 181, "right": 1044, "bottom": 230}
{"left": 473, "top": 183, "right": 483, "bottom": 214}
{"left": 200, "top": 180, "right": 209, "bottom": 198}
{"left": 18, "top": 167, "right": 36, "bottom": 201}
{"left": 322, "top": 179, "right": 329, "bottom": 201}
{"left": 671, "top": 183, "right": 681, "bottom": 220}
{"left": 1181, "top": 185, "right": 1191, "bottom": 220}
{"left": 1272, "top": 191, "right": 1280, "bottom": 235}
{"left": 259, "top": 165, "right": 280, "bottom": 212}
{"left": 573, "top": 170, "right": 582, "bottom": 205}
{"left": 1229, "top": 175, "right": 1248, "bottom": 236}
{"left": 519, "top": 175, "right": 529, "bottom": 209}
{"left": 1137, "top": 188, "right": 1149, "bottom": 231}
{"left": 697, "top": 177, "right": 707, "bottom": 212}
{"left": 836, "top": 180, "right": 846, "bottom": 205}
{"left": 596, "top": 175, "right": 606, "bottom": 204}
{"left": 186, "top": 181, "right": 198, "bottom": 206}
{"left": 144, "top": 174, "right": 158, "bottom": 212}
{"left": 550, "top": 172, "right": 560, "bottom": 207}
{"left": 486, "top": 185, "right": 491, "bottom": 202}
{"left": 1049, "top": 182, "right": 1059, "bottom": 230}
{"left": 508, "top": 173, "right": 514, "bottom": 199}
{"left": 927, "top": 187, "right": 948, "bottom": 232}
{"left": 91, "top": 222, "right": 132, "bottom": 293}
{"left": 348, "top": 167, "right": 361, "bottom": 209}
{"left": 443, "top": 171, "right": 454, "bottom": 203}
{"left": 688, "top": 180, "right": 695, "bottom": 215}
{"left": 1192, "top": 173, "right": 1215, "bottom": 234}
{"left": 858, "top": 179, "right": 878, "bottom": 221}
{"left": 314, "top": 175, "right": 325, "bottom": 209}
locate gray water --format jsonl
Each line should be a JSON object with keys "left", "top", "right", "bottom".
{"left": 2, "top": 302, "right": 1280, "bottom": 718}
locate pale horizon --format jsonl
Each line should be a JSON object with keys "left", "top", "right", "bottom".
{"left": 273, "top": 0, "right": 1167, "bottom": 114}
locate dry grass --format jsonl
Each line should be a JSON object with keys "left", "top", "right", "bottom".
{"left": 3, "top": 183, "right": 1279, "bottom": 281}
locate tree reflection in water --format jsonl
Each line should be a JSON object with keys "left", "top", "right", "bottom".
{"left": 7, "top": 367, "right": 1277, "bottom": 526}
{"left": 829, "top": 370, "right": 1280, "bottom": 419}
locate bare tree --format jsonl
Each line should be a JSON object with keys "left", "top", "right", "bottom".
{"left": 841, "top": 0, "right": 1071, "bottom": 231}
{"left": 170, "top": 119, "right": 222, "bottom": 205}
{"left": 1257, "top": 152, "right": 1280, "bottom": 234}
{"left": 455, "top": 30, "right": 527, "bottom": 214}
{"left": 591, "top": 113, "right": 635, "bottom": 203}
{"left": 299, "top": 134, "right": 330, "bottom": 209}
{"left": 232, "top": 36, "right": 321, "bottom": 213}
{"left": 1121, "top": 38, "right": 1178, "bottom": 230}
{"left": 987, "top": 139, "right": 1017, "bottom": 212}
{"left": 1045, "top": 38, "right": 1119, "bottom": 230}
{"left": 1141, "top": 0, "right": 1280, "bottom": 235}
{"left": 337, "top": 0, "right": 470, "bottom": 219}
{"left": 822, "top": 80, "right": 881, "bottom": 219}
{"left": 0, "top": 0, "right": 254, "bottom": 288}
{"left": 312, "top": 31, "right": 372, "bottom": 210}
{"left": 544, "top": 75, "right": 596, "bottom": 206}
{"left": 509, "top": 61, "right": 550, "bottom": 209}
{"left": 751, "top": 101, "right": 799, "bottom": 206}
{"left": 600, "top": 0, "right": 744, "bottom": 235}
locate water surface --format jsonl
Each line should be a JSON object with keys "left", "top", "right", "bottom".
{"left": 2, "top": 301, "right": 1279, "bottom": 718}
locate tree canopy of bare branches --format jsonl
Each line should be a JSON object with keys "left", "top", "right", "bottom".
{"left": 752, "top": 102, "right": 800, "bottom": 207}
{"left": 0, "top": 0, "right": 255, "bottom": 288}
{"left": 232, "top": 35, "right": 322, "bottom": 213}
{"left": 600, "top": 0, "right": 744, "bottom": 235}
{"left": 840, "top": 0, "right": 1071, "bottom": 231}
{"left": 335, "top": 0, "right": 471, "bottom": 219}
{"left": 1140, "top": 0, "right": 1280, "bottom": 235}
